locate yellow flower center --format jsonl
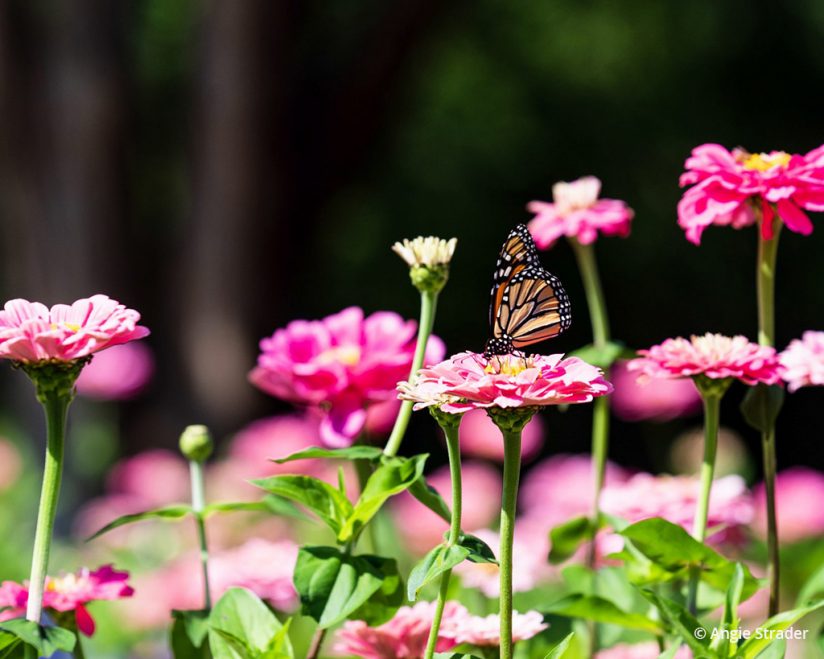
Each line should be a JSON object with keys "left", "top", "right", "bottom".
{"left": 741, "top": 151, "right": 791, "bottom": 172}
{"left": 318, "top": 346, "right": 361, "bottom": 366}
{"left": 49, "top": 322, "right": 82, "bottom": 332}
{"left": 485, "top": 355, "right": 531, "bottom": 376}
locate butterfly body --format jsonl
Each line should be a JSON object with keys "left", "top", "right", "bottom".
{"left": 485, "top": 225, "right": 571, "bottom": 356}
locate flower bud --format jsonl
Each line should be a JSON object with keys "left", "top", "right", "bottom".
{"left": 179, "top": 424, "right": 213, "bottom": 462}
{"left": 392, "top": 236, "right": 457, "bottom": 294}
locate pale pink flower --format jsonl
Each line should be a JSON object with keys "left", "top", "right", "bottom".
{"left": 0, "top": 295, "right": 149, "bottom": 363}
{"left": 610, "top": 359, "right": 702, "bottom": 422}
{"left": 392, "top": 461, "right": 501, "bottom": 555}
{"left": 677, "top": 143, "right": 824, "bottom": 244}
{"left": 779, "top": 331, "right": 824, "bottom": 392}
{"left": 597, "top": 642, "right": 691, "bottom": 659}
{"left": 332, "top": 600, "right": 468, "bottom": 658}
{"left": 444, "top": 609, "right": 547, "bottom": 646}
{"left": 106, "top": 449, "right": 189, "bottom": 507}
{"left": 399, "top": 352, "right": 612, "bottom": 413}
{"left": 528, "top": 176, "right": 634, "bottom": 248}
{"left": 0, "top": 565, "right": 133, "bottom": 636}
{"left": 0, "top": 438, "right": 22, "bottom": 491}
{"left": 753, "top": 467, "right": 824, "bottom": 543}
{"left": 250, "top": 307, "right": 445, "bottom": 447}
{"left": 458, "top": 408, "right": 545, "bottom": 462}
{"left": 75, "top": 342, "right": 154, "bottom": 400}
{"left": 628, "top": 334, "right": 781, "bottom": 386}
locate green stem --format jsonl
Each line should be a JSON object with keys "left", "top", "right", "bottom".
{"left": 570, "top": 239, "right": 610, "bottom": 347}
{"left": 687, "top": 392, "right": 721, "bottom": 614}
{"left": 424, "top": 424, "right": 462, "bottom": 659}
{"left": 73, "top": 632, "right": 87, "bottom": 659}
{"left": 189, "top": 460, "right": 212, "bottom": 610}
{"left": 26, "top": 392, "right": 71, "bottom": 623}
{"left": 307, "top": 628, "right": 327, "bottom": 659}
{"left": 499, "top": 430, "right": 523, "bottom": 659}
{"left": 383, "top": 290, "right": 438, "bottom": 457}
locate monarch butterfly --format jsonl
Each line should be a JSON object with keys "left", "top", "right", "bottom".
{"left": 484, "top": 224, "right": 571, "bottom": 356}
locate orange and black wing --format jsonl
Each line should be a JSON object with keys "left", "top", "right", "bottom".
{"left": 489, "top": 224, "right": 541, "bottom": 329}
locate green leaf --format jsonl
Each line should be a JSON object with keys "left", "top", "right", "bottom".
{"left": 0, "top": 619, "right": 76, "bottom": 656}
{"left": 0, "top": 631, "right": 20, "bottom": 657}
{"left": 737, "top": 600, "right": 824, "bottom": 659}
{"left": 740, "top": 384, "right": 785, "bottom": 433}
{"left": 203, "top": 496, "right": 310, "bottom": 522}
{"left": 271, "top": 445, "right": 384, "bottom": 464}
{"left": 171, "top": 609, "right": 212, "bottom": 659}
{"left": 797, "top": 561, "right": 824, "bottom": 606}
{"left": 251, "top": 475, "right": 353, "bottom": 535}
{"left": 713, "top": 562, "right": 745, "bottom": 657}
{"left": 337, "top": 454, "right": 428, "bottom": 542}
{"left": 208, "top": 587, "right": 292, "bottom": 659}
{"left": 86, "top": 504, "right": 193, "bottom": 540}
{"left": 544, "top": 594, "right": 663, "bottom": 633}
{"left": 348, "top": 556, "right": 404, "bottom": 626}
{"left": 638, "top": 589, "right": 710, "bottom": 656}
{"left": 549, "top": 516, "right": 594, "bottom": 564}
{"left": 458, "top": 534, "right": 497, "bottom": 564}
{"left": 293, "top": 546, "right": 394, "bottom": 628}
{"left": 569, "top": 341, "right": 626, "bottom": 369}
{"left": 656, "top": 644, "right": 685, "bottom": 659}
{"left": 408, "top": 476, "right": 451, "bottom": 523}
{"left": 544, "top": 632, "right": 575, "bottom": 659}
{"left": 407, "top": 543, "right": 470, "bottom": 600}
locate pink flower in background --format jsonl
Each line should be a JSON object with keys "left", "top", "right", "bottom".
{"left": 753, "top": 467, "right": 824, "bottom": 543}
{"left": 363, "top": 398, "right": 402, "bottom": 436}
{"left": 332, "top": 600, "right": 468, "bottom": 658}
{"left": 610, "top": 360, "right": 702, "bottom": 422}
{"left": 106, "top": 449, "right": 189, "bottom": 507}
{"left": 779, "top": 331, "right": 824, "bottom": 392}
{"left": 392, "top": 461, "right": 501, "bottom": 555}
{"left": 250, "top": 307, "right": 444, "bottom": 447}
{"left": 677, "top": 143, "right": 824, "bottom": 244}
{"left": 0, "top": 295, "right": 149, "bottom": 363}
{"left": 75, "top": 342, "right": 154, "bottom": 400}
{"left": 399, "top": 352, "right": 612, "bottom": 413}
{"left": 0, "top": 565, "right": 133, "bottom": 636}
{"left": 597, "top": 642, "right": 691, "bottom": 659}
{"left": 0, "top": 438, "right": 22, "bottom": 491}
{"left": 228, "top": 414, "right": 323, "bottom": 474}
{"left": 527, "top": 176, "right": 634, "bottom": 248}
{"left": 458, "top": 408, "right": 545, "bottom": 462}
{"left": 628, "top": 333, "right": 781, "bottom": 386}
{"left": 444, "top": 609, "right": 547, "bottom": 646}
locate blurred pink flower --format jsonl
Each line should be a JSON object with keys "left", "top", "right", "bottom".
{"left": 229, "top": 414, "right": 323, "bottom": 473}
{"left": 458, "top": 408, "right": 544, "bottom": 462}
{"left": 753, "top": 467, "right": 824, "bottom": 543}
{"left": 75, "top": 342, "right": 154, "bottom": 400}
{"left": 628, "top": 334, "right": 781, "bottom": 386}
{"left": 0, "top": 295, "right": 149, "bottom": 363}
{"left": 527, "top": 176, "right": 634, "bottom": 248}
{"left": 610, "top": 360, "right": 702, "bottom": 422}
{"left": 444, "top": 609, "right": 547, "bottom": 646}
{"left": 106, "top": 449, "right": 189, "bottom": 507}
{"left": 392, "top": 461, "right": 501, "bottom": 555}
{"left": 249, "top": 307, "right": 444, "bottom": 447}
{"left": 332, "top": 600, "right": 467, "bottom": 658}
{"left": 364, "top": 398, "right": 402, "bottom": 436}
{"left": 0, "top": 438, "right": 22, "bottom": 491}
{"left": 597, "top": 642, "right": 691, "bottom": 659}
{"left": 0, "top": 565, "right": 133, "bottom": 636}
{"left": 399, "top": 352, "right": 612, "bottom": 413}
{"left": 779, "top": 331, "right": 824, "bottom": 392}
{"left": 677, "top": 143, "right": 824, "bottom": 244}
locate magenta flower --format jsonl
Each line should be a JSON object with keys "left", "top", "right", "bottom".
{"left": 527, "top": 176, "right": 634, "bottom": 248}
{"left": 677, "top": 143, "right": 824, "bottom": 244}
{"left": 610, "top": 359, "right": 702, "bottom": 422}
{"left": 75, "top": 342, "right": 154, "bottom": 400}
{"left": 0, "top": 295, "right": 149, "bottom": 363}
{"left": 458, "top": 408, "right": 545, "bottom": 462}
{"left": 106, "top": 449, "right": 190, "bottom": 507}
{"left": 332, "top": 600, "right": 468, "bottom": 658}
{"left": 753, "top": 467, "right": 824, "bottom": 543}
{"left": 779, "top": 331, "right": 824, "bottom": 392}
{"left": 628, "top": 333, "right": 781, "bottom": 386}
{"left": 249, "top": 307, "right": 445, "bottom": 446}
{"left": 443, "top": 609, "right": 548, "bottom": 647}
{"left": 0, "top": 565, "right": 133, "bottom": 636}
{"left": 597, "top": 643, "right": 691, "bottom": 659}
{"left": 399, "top": 351, "right": 612, "bottom": 413}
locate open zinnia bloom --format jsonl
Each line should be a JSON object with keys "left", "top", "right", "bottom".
{"left": 527, "top": 176, "right": 634, "bottom": 248}
{"left": 779, "top": 330, "right": 824, "bottom": 392}
{"left": 610, "top": 359, "right": 702, "bottom": 421}
{"left": 75, "top": 342, "right": 154, "bottom": 400}
{"left": 0, "top": 565, "right": 134, "bottom": 636}
{"left": 249, "top": 306, "right": 444, "bottom": 446}
{"left": 677, "top": 143, "right": 824, "bottom": 244}
{"left": 443, "top": 609, "right": 548, "bottom": 647}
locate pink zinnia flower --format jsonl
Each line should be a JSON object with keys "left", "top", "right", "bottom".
{"left": 249, "top": 307, "right": 445, "bottom": 447}
{"left": 399, "top": 351, "right": 612, "bottom": 413}
{"left": 628, "top": 334, "right": 781, "bottom": 386}
{"left": 597, "top": 642, "right": 691, "bottom": 659}
{"left": 527, "top": 176, "right": 634, "bottom": 248}
{"left": 458, "top": 408, "right": 545, "bottom": 462}
{"left": 610, "top": 359, "right": 702, "bottom": 422}
{"left": 0, "top": 295, "right": 149, "bottom": 363}
{"left": 677, "top": 143, "right": 824, "bottom": 244}
{"left": 443, "top": 609, "right": 547, "bottom": 646}
{"left": 106, "top": 449, "right": 189, "bottom": 507}
{"left": 75, "top": 342, "right": 154, "bottom": 400}
{"left": 0, "top": 565, "right": 133, "bottom": 636}
{"left": 779, "top": 331, "right": 824, "bottom": 392}
{"left": 753, "top": 467, "right": 824, "bottom": 543}
{"left": 332, "top": 600, "right": 468, "bottom": 658}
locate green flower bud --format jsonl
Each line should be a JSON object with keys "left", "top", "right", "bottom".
{"left": 179, "top": 424, "right": 213, "bottom": 462}
{"left": 486, "top": 406, "right": 539, "bottom": 434}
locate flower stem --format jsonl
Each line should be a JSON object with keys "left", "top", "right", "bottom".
{"left": 26, "top": 391, "right": 71, "bottom": 623}
{"left": 424, "top": 424, "right": 462, "bottom": 659}
{"left": 384, "top": 290, "right": 438, "bottom": 457}
{"left": 687, "top": 392, "right": 721, "bottom": 614}
{"left": 307, "top": 628, "right": 327, "bottom": 659}
{"left": 189, "top": 460, "right": 212, "bottom": 610}
{"left": 499, "top": 429, "right": 523, "bottom": 659}
{"left": 757, "top": 219, "right": 781, "bottom": 616}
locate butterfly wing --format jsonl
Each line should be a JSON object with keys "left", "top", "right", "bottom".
{"left": 489, "top": 224, "right": 541, "bottom": 329}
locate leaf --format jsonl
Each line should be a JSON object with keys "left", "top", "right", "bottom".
{"left": 713, "top": 562, "right": 745, "bottom": 658}
{"left": 293, "top": 546, "right": 393, "bottom": 628}
{"left": 407, "top": 543, "right": 470, "bottom": 601}
{"left": 544, "top": 632, "right": 575, "bottom": 659}
{"left": 656, "top": 644, "right": 685, "bottom": 659}
{"left": 208, "top": 587, "right": 292, "bottom": 659}
{"left": 203, "top": 496, "right": 310, "bottom": 522}
{"left": 171, "top": 609, "right": 212, "bottom": 659}
{"left": 86, "top": 504, "right": 193, "bottom": 540}
{"left": 568, "top": 341, "right": 626, "bottom": 369}
{"left": 736, "top": 600, "right": 824, "bottom": 658}
{"left": 271, "top": 445, "right": 384, "bottom": 464}
{"left": 348, "top": 556, "right": 404, "bottom": 626}
{"left": 544, "top": 594, "right": 663, "bottom": 633}
{"left": 337, "top": 454, "right": 428, "bottom": 542}
{"left": 251, "top": 475, "right": 352, "bottom": 535}
{"left": 549, "top": 516, "right": 594, "bottom": 565}
{"left": 740, "top": 384, "right": 785, "bottom": 433}
{"left": 408, "top": 476, "right": 451, "bottom": 523}
{"left": 0, "top": 619, "right": 76, "bottom": 656}
{"left": 459, "top": 534, "right": 497, "bottom": 564}
{"left": 638, "top": 589, "right": 710, "bottom": 656}
{"left": 0, "top": 631, "right": 20, "bottom": 656}
{"left": 797, "top": 561, "right": 824, "bottom": 606}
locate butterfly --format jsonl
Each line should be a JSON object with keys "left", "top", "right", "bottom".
{"left": 484, "top": 224, "right": 571, "bottom": 356}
